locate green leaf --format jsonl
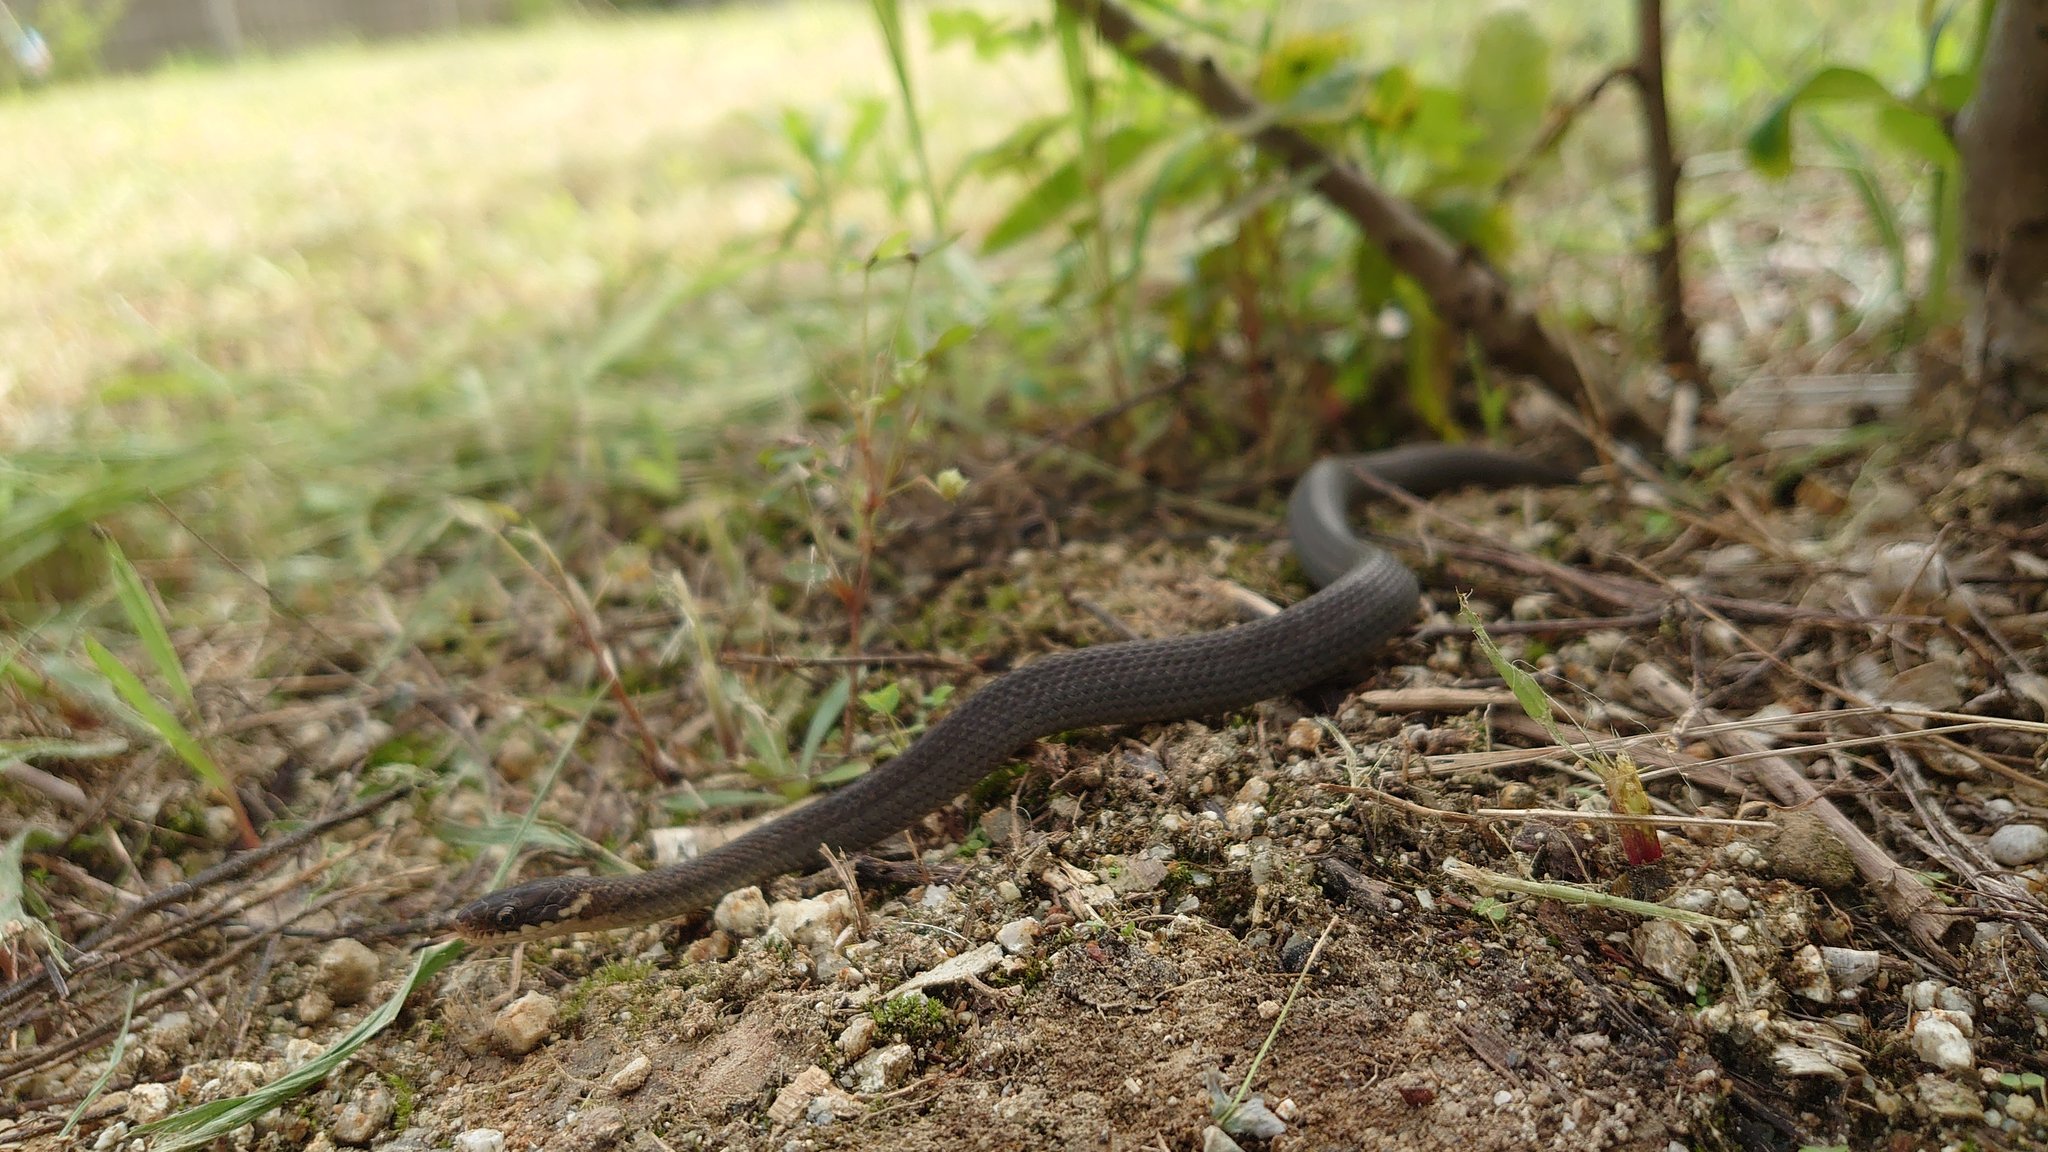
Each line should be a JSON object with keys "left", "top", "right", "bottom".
{"left": 1457, "top": 595, "right": 1558, "bottom": 740}
{"left": 84, "top": 637, "right": 233, "bottom": 796}
{"left": 1394, "top": 280, "right": 1457, "bottom": 439}
{"left": 1927, "top": 69, "right": 1975, "bottom": 113}
{"left": 982, "top": 125, "right": 1169, "bottom": 253}
{"left": 1747, "top": 66, "right": 1939, "bottom": 178}
{"left": 664, "top": 788, "right": 792, "bottom": 816}
{"left": 868, "top": 230, "right": 913, "bottom": 264}
{"left": 1256, "top": 29, "right": 1358, "bottom": 105}
{"left": 814, "top": 760, "right": 871, "bottom": 786}
{"left": 1352, "top": 236, "right": 1397, "bottom": 310}
{"left": 1459, "top": 9, "right": 1550, "bottom": 183}
{"left": 102, "top": 536, "right": 193, "bottom": 711}
{"left": 919, "top": 323, "right": 977, "bottom": 363}
{"left": 860, "top": 682, "right": 902, "bottom": 716}
{"left": 797, "top": 676, "right": 852, "bottom": 773}
{"left": 1874, "top": 103, "right": 1957, "bottom": 168}
{"left": 928, "top": 7, "right": 1043, "bottom": 57}
{"left": 1, "top": 824, "right": 64, "bottom": 962}
{"left": 959, "top": 114, "right": 1066, "bottom": 179}
{"left": 1362, "top": 65, "right": 1421, "bottom": 130}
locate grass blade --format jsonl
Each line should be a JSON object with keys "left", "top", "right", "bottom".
{"left": 869, "top": 0, "right": 946, "bottom": 234}
{"left": 101, "top": 533, "right": 194, "bottom": 710}
{"left": 0, "top": 824, "right": 63, "bottom": 976}
{"left": 83, "top": 637, "right": 256, "bottom": 847}
{"left": 60, "top": 982, "right": 139, "bottom": 1140}
{"left": 797, "top": 676, "right": 852, "bottom": 775}
{"left": 136, "top": 940, "right": 466, "bottom": 1151}
{"left": 83, "top": 638, "right": 230, "bottom": 796}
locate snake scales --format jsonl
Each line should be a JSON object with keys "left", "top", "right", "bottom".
{"left": 455, "top": 445, "right": 1570, "bottom": 943}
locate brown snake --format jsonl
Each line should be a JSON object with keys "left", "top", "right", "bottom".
{"left": 454, "top": 445, "right": 1570, "bottom": 944}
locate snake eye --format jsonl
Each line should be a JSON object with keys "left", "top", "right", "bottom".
{"left": 495, "top": 907, "right": 518, "bottom": 930}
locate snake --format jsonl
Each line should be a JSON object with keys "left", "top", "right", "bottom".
{"left": 454, "top": 444, "right": 1572, "bottom": 944}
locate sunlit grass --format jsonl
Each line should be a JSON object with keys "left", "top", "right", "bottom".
{"left": 0, "top": 2, "right": 1057, "bottom": 435}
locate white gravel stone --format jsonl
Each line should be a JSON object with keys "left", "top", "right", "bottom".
{"left": 1912, "top": 1014, "right": 1975, "bottom": 1071}
{"left": 995, "top": 917, "right": 1041, "bottom": 955}
{"left": 453, "top": 1129, "right": 507, "bottom": 1152}
{"left": 125, "top": 1083, "right": 173, "bottom": 1124}
{"left": 1987, "top": 824, "right": 2048, "bottom": 867}
{"left": 769, "top": 891, "right": 852, "bottom": 955}
{"left": 713, "top": 887, "right": 772, "bottom": 937}
{"left": 607, "top": 1054, "right": 652, "bottom": 1095}
{"left": 1819, "top": 946, "right": 1881, "bottom": 991}
{"left": 889, "top": 942, "right": 1003, "bottom": 1000}
{"left": 848, "top": 1043, "right": 915, "bottom": 1093}
{"left": 330, "top": 1082, "right": 394, "bottom": 1145}
{"left": 491, "top": 991, "right": 558, "bottom": 1056}
{"left": 1202, "top": 1125, "right": 1246, "bottom": 1152}
{"left": 1632, "top": 921, "right": 1698, "bottom": 988}
{"left": 1786, "top": 944, "right": 1832, "bottom": 1003}
{"left": 768, "top": 1066, "right": 834, "bottom": 1125}
{"left": 837, "top": 1016, "right": 876, "bottom": 1060}
{"left": 315, "top": 939, "right": 380, "bottom": 1006}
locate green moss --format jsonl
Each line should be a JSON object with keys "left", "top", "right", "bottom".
{"left": 871, "top": 991, "right": 952, "bottom": 1047}
{"left": 382, "top": 1072, "right": 417, "bottom": 1132}
{"left": 561, "top": 958, "right": 657, "bottom": 1025}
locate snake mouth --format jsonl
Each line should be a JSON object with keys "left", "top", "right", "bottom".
{"left": 454, "top": 880, "right": 605, "bottom": 946}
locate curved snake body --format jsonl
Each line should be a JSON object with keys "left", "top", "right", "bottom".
{"left": 455, "top": 445, "right": 1570, "bottom": 943}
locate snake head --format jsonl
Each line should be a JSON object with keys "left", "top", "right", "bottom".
{"left": 453, "top": 877, "right": 603, "bottom": 946}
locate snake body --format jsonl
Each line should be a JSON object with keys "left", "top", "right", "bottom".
{"left": 455, "top": 445, "right": 1570, "bottom": 944}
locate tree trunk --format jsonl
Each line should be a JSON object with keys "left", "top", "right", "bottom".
{"left": 1955, "top": 0, "right": 2048, "bottom": 407}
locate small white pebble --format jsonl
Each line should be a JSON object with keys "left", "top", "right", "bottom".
{"left": 1257, "top": 1000, "right": 1281, "bottom": 1020}
{"left": 491, "top": 991, "right": 558, "bottom": 1057}
{"left": 126, "top": 1083, "right": 173, "bottom": 1124}
{"left": 995, "top": 880, "right": 1024, "bottom": 903}
{"left": 1912, "top": 1015, "right": 1974, "bottom": 1070}
{"left": 1986, "top": 824, "right": 2048, "bottom": 867}
{"left": 315, "top": 939, "right": 380, "bottom": 1007}
{"left": 995, "top": 917, "right": 1041, "bottom": 956}
{"left": 453, "top": 1130, "right": 507, "bottom": 1152}
{"left": 848, "top": 1043, "right": 915, "bottom": 1093}
{"left": 837, "top": 1016, "right": 876, "bottom": 1061}
{"left": 713, "top": 887, "right": 772, "bottom": 937}
{"left": 607, "top": 1054, "right": 651, "bottom": 1095}
{"left": 1493, "top": 1089, "right": 1515, "bottom": 1107}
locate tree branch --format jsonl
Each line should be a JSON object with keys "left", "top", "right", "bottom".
{"left": 1053, "top": 0, "right": 1613, "bottom": 426}
{"left": 1631, "top": 0, "right": 1698, "bottom": 374}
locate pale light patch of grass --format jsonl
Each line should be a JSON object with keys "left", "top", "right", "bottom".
{"left": 0, "top": 2, "right": 1058, "bottom": 435}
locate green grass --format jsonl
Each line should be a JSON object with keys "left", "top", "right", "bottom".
{"left": 0, "top": 4, "right": 1044, "bottom": 427}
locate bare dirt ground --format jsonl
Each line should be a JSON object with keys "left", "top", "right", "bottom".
{"left": 6, "top": 384, "right": 2048, "bottom": 1152}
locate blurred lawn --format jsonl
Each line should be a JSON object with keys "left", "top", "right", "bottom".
{"left": 0, "top": 2, "right": 1056, "bottom": 438}
{"left": 0, "top": 0, "right": 1945, "bottom": 602}
{"left": 0, "top": 0, "right": 1935, "bottom": 439}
